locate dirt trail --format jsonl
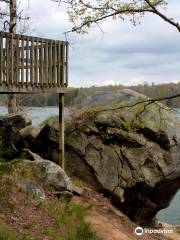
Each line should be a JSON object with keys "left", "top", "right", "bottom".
{"left": 74, "top": 187, "right": 180, "bottom": 240}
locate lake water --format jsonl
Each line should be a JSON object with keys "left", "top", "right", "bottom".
{"left": 0, "top": 106, "right": 179, "bottom": 225}
{"left": 0, "top": 106, "right": 60, "bottom": 125}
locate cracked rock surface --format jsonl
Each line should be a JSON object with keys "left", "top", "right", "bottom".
{"left": 20, "top": 89, "right": 180, "bottom": 226}
{"left": 64, "top": 89, "right": 180, "bottom": 225}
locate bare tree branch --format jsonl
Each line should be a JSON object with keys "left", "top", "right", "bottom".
{"left": 52, "top": 0, "right": 180, "bottom": 34}
{"left": 144, "top": 0, "right": 180, "bottom": 32}
{"left": 100, "top": 94, "right": 180, "bottom": 112}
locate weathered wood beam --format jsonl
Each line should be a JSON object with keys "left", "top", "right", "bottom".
{"left": 59, "top": 93, "right": 65, "bottom": 169}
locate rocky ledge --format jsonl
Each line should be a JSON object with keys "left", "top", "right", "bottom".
{"left": 1, "top": 89, "right": 180, "bottom": 226}
{"left": 66, "top": 89, "right": 180, "bottom": 225}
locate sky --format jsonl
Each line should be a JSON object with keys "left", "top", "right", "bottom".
{"left": 18, "top": 0, "right": 180, "bottom": 87}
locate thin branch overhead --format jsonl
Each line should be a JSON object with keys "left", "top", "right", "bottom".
{"left": 144, "top": 0, "right": 180, "bottom": 32}
{"left": 51, "top": 0, "right": 180, "bottom": 34}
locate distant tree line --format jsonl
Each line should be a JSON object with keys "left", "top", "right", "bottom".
{"left": 0, "top": 82, "right": 180, "bottom": 108}
{"left": 130, "top": 82, "right": 180, "bottom": 107}
{"left": 64, "top": 83, "right": 180, "bottom": 108}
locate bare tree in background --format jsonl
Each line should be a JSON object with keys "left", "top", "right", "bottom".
{"left": 0, "top": 0, "right": 30, "bottom": 113}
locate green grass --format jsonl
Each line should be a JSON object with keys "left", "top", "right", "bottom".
{"left": 0, "top": 219, "right": 33, "bottom": 240}
{"left": 0, "top": 157, "right": 96, "bottom": 240}
{"left": 73, "top": 179, "right": 85, "bottom": 188}
{"left": 24, "top": 221, "right": 36, "bottom": 230}
{"left": 43, "top": 198, "right": 96, "bottom": 240}
{"left": 42, "top": 227, "right": 62, "bottom": 240}
{"left": 0, "top": 219, "right": 17, "bottom": 240}
{"left": 176, "top": 226, "right": 180, "bottom": 234}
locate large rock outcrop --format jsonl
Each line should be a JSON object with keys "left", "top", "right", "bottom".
{"left": 63, "top": 89, "right": 180, "bottom": 225}
{"left": 7, "top": 89, "right": 180, "bottom": 226}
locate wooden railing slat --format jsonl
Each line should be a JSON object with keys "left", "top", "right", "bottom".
{"left": 30, "top": 37, "right": 34, "bottom": 85}
{"left": 0, "top": 36, "right": 3, "bottom": 85}
{"left": 10, "top": 34, "right": 14, "bottom": 84}
{"left": 57, "top": 41, "right": 61, "bottom": 87}
{"left": 6, "top": 37, "right": 9, "bottom": 85}
{"left": 26, "top": 37, "right": 29, "bottom": 84}
{"left": 39, "top": 39, "right": 43, "bottom": 85}
{"left": 35, "top": 39, "right": 38, "bottom": 85}
{"left": 45, "top": 40, "right": 48, "bottom": 87}
{"left": 16, "top": 35, "right": 20, "bottom": 84}
{"left": 54, "top": 41, "right": 57, "bottom": 85}
{"left": 61, "top": 43, "right": 65, "bottom": 86}
{"left": 49, "top": 40, "right": 53, "bottom": 86}
{"left": 21, "top": 36, "right": 24, "bottom": 84}
{"left": 65, "top": 42, "right": 68, "bottom": 87}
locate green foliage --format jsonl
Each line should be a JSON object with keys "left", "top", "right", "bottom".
{"left": 53, "top": 0, "right": 167, "bottom": 33}
{"left": 176, "top": 226, "right": 180, "bottom": 234}
{"left": 40, "top": 115, "right": 56, "bottom": 126}
{"left": 20, "top": 235, "right": 32, "bottom": 240}
{"left": 0, "top": 219, "right": 17, "bottom": 240}
{"left": 122, "top": 120, "right": 133, "bottom": 131}
{"left": 44, "top": 198, "right": 96, "bottom": 240}
{"left": 73, "top": 179, "right": 85, "bottom": 188}
{"left": 0, "top": 81, "right": 179, "bottom": 109}
{"left": 42, "top": 227, "right": 62, "bottom": 240}
{"left": 65, "top": 88, "right": 80, "bottom": 105}
{"left": 0, "top": 161, "right": 95, "bottom": 240}
{"left": 0, "top": 165, "right": 15, "bottom": 211}
{"left": 24, "top": 221, "right": 36, "bottom": 230}
{"left": 0, "top": 162, "right": 14, "bottom": 177}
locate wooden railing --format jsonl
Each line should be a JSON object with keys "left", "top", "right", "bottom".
{"left": 0, "top": 31, "right": 68, "bottom": 93}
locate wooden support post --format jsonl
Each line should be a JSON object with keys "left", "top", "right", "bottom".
{"left": 59, "top": 93, "right": 65, "bottom": 169}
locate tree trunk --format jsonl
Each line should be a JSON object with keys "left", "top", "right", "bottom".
{"left": 8, "top": 0, "right": 17, "bottom": 114}
{"left": 8, "top": 94, "right": 17, "bottom": 113}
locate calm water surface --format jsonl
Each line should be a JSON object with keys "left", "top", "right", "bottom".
{"left": 0, "top": 106, "right": 179, "bottom": 225}
{"left": 0, "top": 106, "right": 65, "bottom": 125}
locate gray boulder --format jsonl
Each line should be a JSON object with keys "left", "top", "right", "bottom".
{"left": 17, "top": 180, "right": 46, "bottom": 201}
{"left": 64, "top": 89, "right": 180, "bottom": 225}
{"left": 20, "top": 125, "right": 42, "bottom": 140}
{"left": 0, "top": 112, "right": 32, "bottom": 130}
{"left": 0, "top": 112, "right": 32, "bottom": 160}
{"left": 25, "top": 159, "right": 72, "bottom": 192}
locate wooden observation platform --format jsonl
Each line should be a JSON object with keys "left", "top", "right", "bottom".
{"left": 0, "top": 31, "right": 68, "bottom": 92}
{"left": 0, "top": 31, "right": 69, "bottom": 169}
